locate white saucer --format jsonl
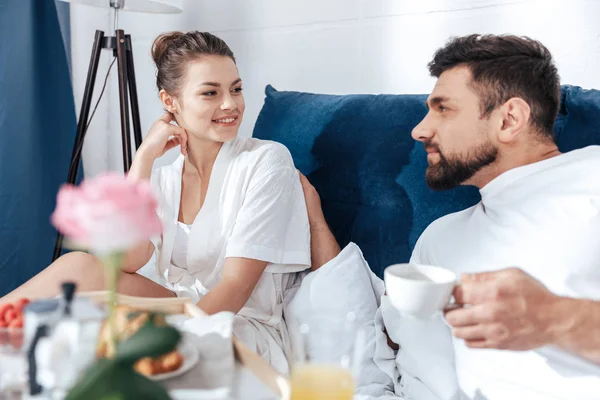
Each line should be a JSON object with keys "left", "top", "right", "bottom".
{"left": 169, "top": 388, "right": 232, "bottom": 400}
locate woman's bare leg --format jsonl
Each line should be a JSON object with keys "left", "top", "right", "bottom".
{"left": 1, "top": 251, "right": 175, "bottom": 303}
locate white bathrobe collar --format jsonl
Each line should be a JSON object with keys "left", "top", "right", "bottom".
{"left": 157, "top": 139, "right": 236, "bottom": 286}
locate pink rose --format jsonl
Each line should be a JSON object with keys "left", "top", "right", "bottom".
{"left": 51, "top": 173, "right": 162, "bottom": 254}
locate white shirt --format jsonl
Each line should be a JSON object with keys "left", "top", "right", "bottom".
{"left": 395, "top": 145, "right": 600, "bottom": 399}
{"left": 139, "top": 137, "right": 311, "bottom": 373}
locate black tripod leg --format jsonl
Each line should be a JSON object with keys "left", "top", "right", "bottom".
{"left": 116, "top": 29, "right": 132, "bottom": 172}
{"left": 125, "top": 35, "right": 143, "bottom": 150}
{"left": 52, "top": 30, "right": 105, "bottom": 262}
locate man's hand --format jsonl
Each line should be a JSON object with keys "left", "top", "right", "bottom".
{"left": 298, "top": 172, "right": 341, "bottom": 270}
{"left": 445, "top": 268, "right": 563, "bottom": 351}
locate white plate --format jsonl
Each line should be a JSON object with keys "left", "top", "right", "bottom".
{"left": 148, "top": 339, "right": 199, "bottom": 381}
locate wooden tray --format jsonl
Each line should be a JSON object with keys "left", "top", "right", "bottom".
{"left": 78, "top": 291, "right": 290, "bottom": 398}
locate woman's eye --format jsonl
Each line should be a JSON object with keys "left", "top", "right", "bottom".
{"left": 202, "top": 91, "right": 217, "bottom": 97}
{"left": 232, "top": 87, "right": 243, "bottom": 93}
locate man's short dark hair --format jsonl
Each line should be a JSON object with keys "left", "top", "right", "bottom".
{"left": 428, "top": 34, "right": 561, "bottom": 140}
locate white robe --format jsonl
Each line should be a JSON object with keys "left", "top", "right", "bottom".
{"left": 139, "top": 137, "right": 311, "bottom": 373}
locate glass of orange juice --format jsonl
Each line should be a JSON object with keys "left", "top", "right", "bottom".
{"left": 289, "top": 312, "right": 360, "bottom": 400}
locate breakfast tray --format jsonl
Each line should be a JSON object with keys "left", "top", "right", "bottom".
{"left": 78, "top": 291, "right": 289, "bottom": 398}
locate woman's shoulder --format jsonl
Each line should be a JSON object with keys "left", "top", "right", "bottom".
{"left": 230, "top": 137, "right": 295, "bottom": 171}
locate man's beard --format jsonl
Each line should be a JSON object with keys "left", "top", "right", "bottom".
{"left": 425, "top": 140, "right": 498, "bottom": 190}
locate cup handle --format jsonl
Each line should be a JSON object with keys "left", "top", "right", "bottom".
{"left": 444, "top": 298, "right": 461, "bottom": 312}
{"left": 443, "top": 281, "right": 461, "bottom": 312}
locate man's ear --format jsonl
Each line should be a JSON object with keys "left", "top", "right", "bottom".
{"left": 497, "top": 97, "right": 531, "bottom": 144}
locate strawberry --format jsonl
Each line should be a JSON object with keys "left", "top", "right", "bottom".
{"left": 0, "top": 303, "right": 13, "bottom": 321}
{"left": 4, "top": 309, "right": 17, "bottom": 325}
{"left": 8, "top": 317, "right": 23, "bottom": 329}
{"left": 14, "top": 298, "right": 30, "bottom": 314}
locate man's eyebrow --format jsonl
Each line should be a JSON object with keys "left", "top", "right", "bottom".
{"left": 425, "top": 96, "right": 450, "bottom": 109}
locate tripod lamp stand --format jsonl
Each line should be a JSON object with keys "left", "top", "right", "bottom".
{"left": 53, "top": 0, "right": 183, "bottom": 261}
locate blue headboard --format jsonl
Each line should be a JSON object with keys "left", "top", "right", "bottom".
{"left": 252, "top": 85, "right": 600, "bottom": 278}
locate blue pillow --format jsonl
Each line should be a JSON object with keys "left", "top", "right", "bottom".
{"left": 252, "top": 85, "right": 480, "bottom": 278}
{"left": 555, "top": 85, "right": 600, "bottom": 151}
{"left": 252, "top": 85, "right": 600, "bottom": 278}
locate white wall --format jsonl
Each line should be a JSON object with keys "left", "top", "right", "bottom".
{"left": 70, "top": 0, "right": 600, "bottom": 176}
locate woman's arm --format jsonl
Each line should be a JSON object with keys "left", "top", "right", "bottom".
{"left": 196, "top": 144, "right": 307, "bottom": 314}
{"left": 196, "top": 257, "right": 268, "bottom": 314}
{"left": 121, "top": 113, "right": 188, "bottom": 274}
{"left": 119, "top": 142, "right": 159, "bottom": 274}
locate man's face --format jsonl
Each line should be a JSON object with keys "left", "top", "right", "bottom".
{"left": 412, "top": 66, "right": 498, "bottom": 190}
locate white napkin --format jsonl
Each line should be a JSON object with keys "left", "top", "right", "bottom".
{"left": 165, "top": 312, "right": 236, "bottom": 396}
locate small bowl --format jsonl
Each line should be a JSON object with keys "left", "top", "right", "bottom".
{"left": 0, "top": 327, "right": 25, "bottom": 353}
{"left": 0, "top": 327, "right": 27, "bottom": 395}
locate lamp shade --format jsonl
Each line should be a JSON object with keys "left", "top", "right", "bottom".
{"left": 59, "top": 0, "right": 183, "bottom": 14}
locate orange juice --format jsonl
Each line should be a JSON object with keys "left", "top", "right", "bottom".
{"left": 290, "top": 364, "right": 354, "bottom": 400}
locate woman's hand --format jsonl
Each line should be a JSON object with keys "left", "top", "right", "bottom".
{"left": 298, "top": 171, "right": 341, "bottom": 270}
{"left": 138, "top": 112, "right": 188, "bottom": 161}
{"left": 128, "top": 113, "right": 188, "bottom": 182}
{"left": 298, "top": 171, "right": 327, "bottom": 228}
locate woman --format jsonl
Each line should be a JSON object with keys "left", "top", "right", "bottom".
{"left": 3, "top": 31, "right": 311, "bottom": 373}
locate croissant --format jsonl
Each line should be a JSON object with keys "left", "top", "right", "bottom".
{"left": 96, "top": 305, "right": 183, "bottom": 376}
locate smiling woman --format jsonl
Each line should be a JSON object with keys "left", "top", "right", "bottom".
{"left": 3, "top": 31, "right": 311, "bottom": 375}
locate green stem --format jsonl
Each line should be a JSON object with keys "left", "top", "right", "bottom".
{"left": 103, "top": 252, "right": 124, "bottom": 355}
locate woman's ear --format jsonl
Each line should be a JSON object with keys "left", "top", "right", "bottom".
{"left": 159, "top": 89, "right": 178, "bottom": 114}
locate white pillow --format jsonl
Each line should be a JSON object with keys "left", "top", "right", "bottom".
{"left": 286, "top": 243, "right": 382, "bottom": 319}
{"left": 284, "top": 243, "right": 396, "bottom": 398}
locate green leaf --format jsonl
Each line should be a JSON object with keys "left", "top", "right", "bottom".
{"left": 118, "top": 369, "right": 173, "bottom": 400}
{"left": 65, "top": 359, "right": 119, "bottom": 400}
{"left": 115, "top": 320, "right": 181, "bottom": 364}
{"left": 66, "top": 360, "right": 172, "bottom": 400}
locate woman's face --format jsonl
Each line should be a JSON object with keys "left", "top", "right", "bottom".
{"left": 167, "top": 55, "right": 245, "bottom": 143}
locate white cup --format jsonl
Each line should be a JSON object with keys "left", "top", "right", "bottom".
{"left": 384, "top": 263, "right": 457, "bottom": 318}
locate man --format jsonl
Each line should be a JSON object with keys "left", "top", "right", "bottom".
{"left": 300, "top": 34, "right": 600, "bottom": 399}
